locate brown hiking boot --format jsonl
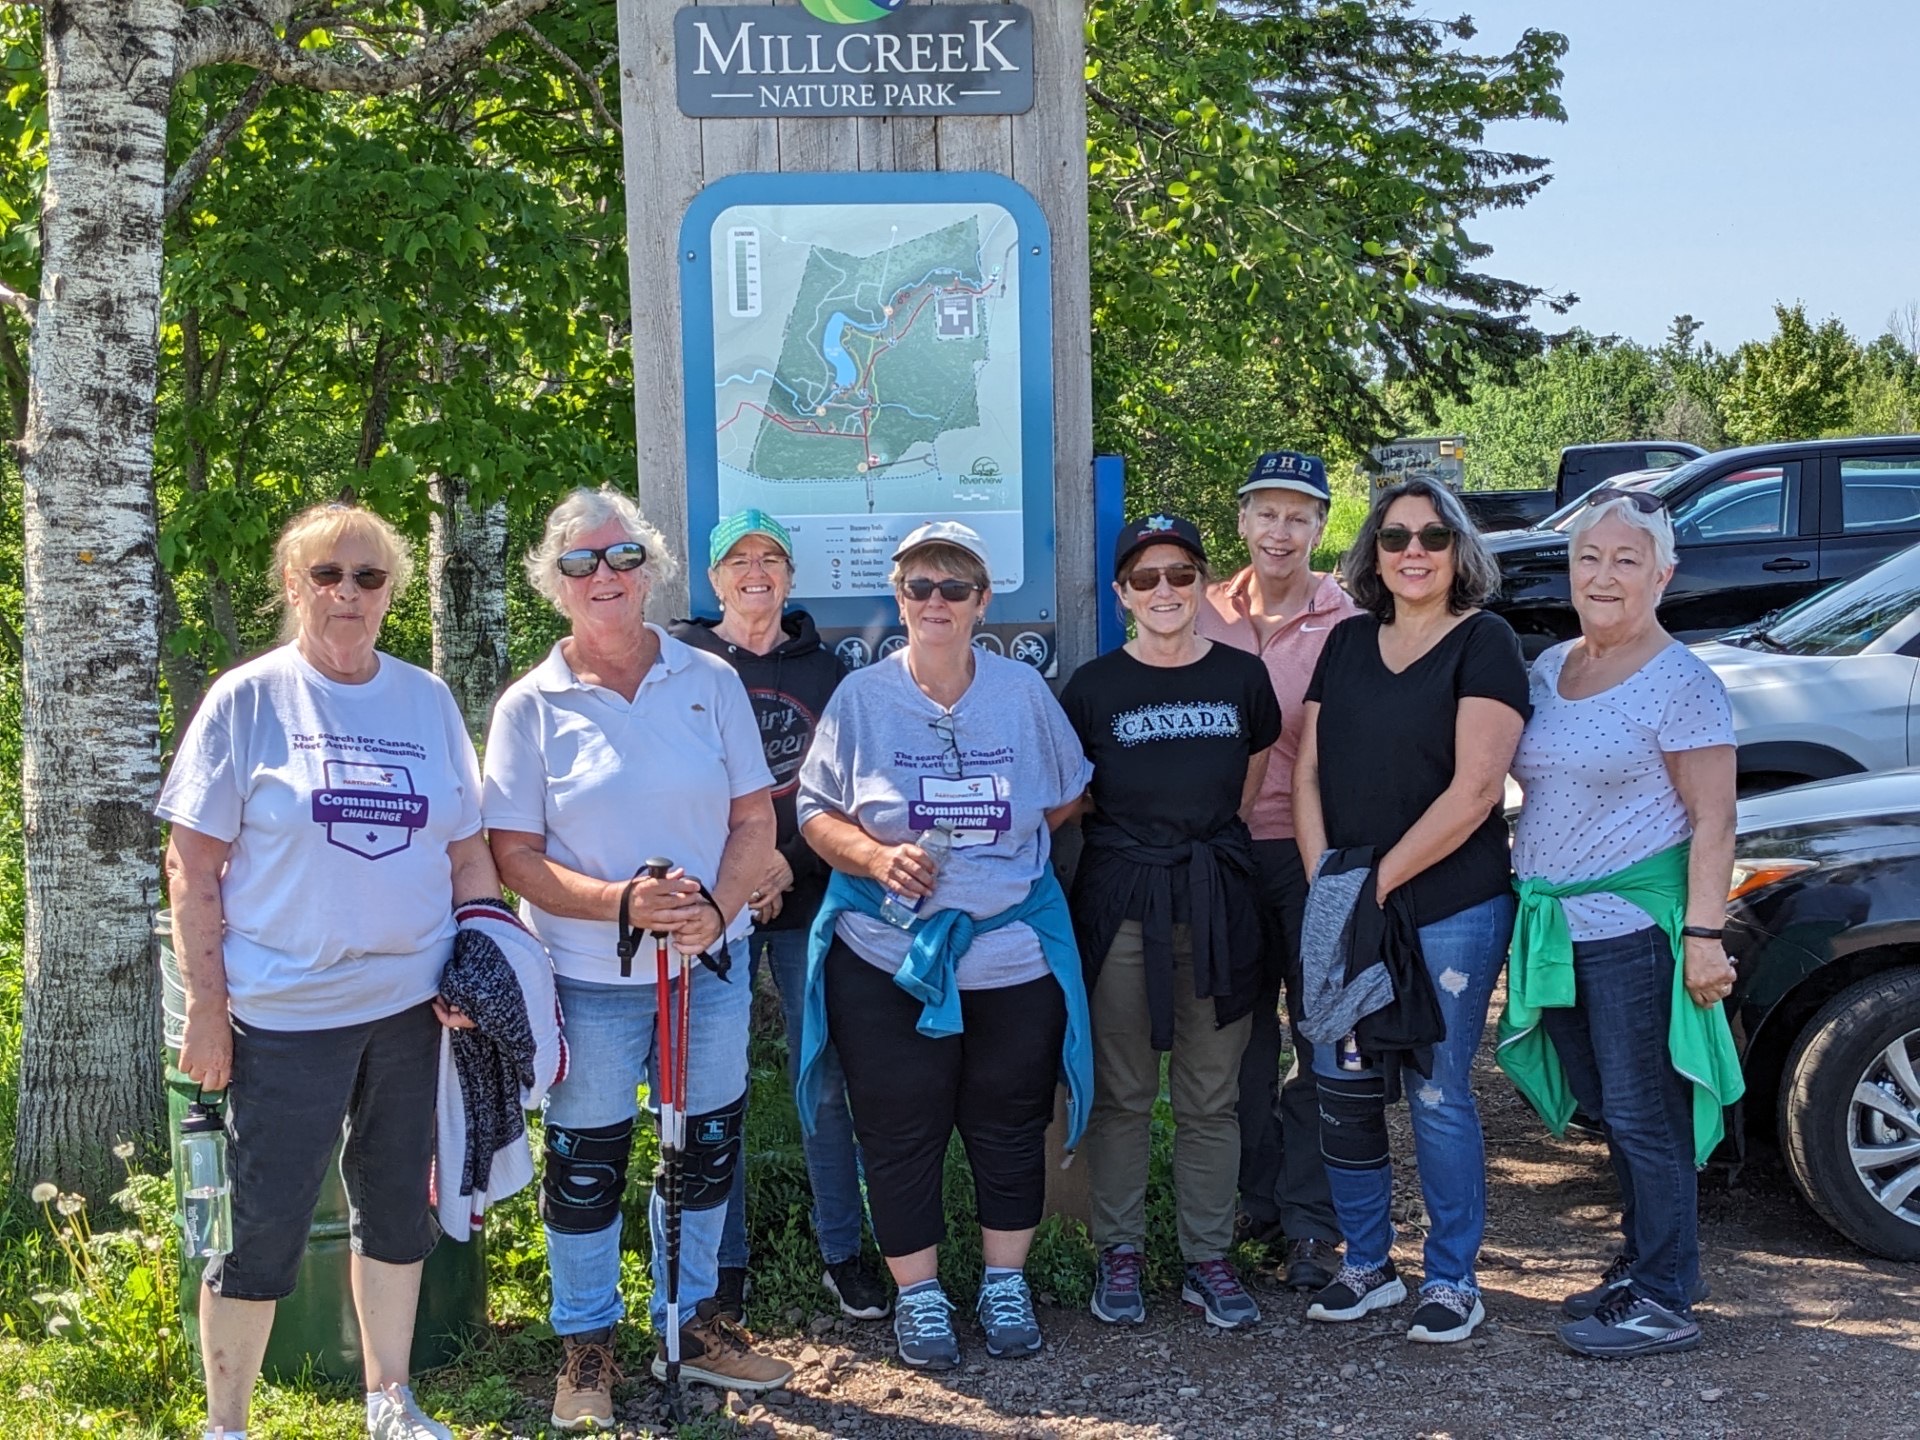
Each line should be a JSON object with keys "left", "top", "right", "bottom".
{"left": 650, "top": 1298, "right": 794, "bottom": 1392}
{"left": 551, "top": 1326, "right": 621, "bottom": 1431}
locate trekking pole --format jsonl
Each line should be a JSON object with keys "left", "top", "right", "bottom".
{"left": 645, "top": 856, "right": 691, "bottom": 1424}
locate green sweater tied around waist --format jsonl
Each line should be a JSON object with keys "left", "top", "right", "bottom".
{"left": 1496, "top": 841, "right": 1744, "bottom": 1168}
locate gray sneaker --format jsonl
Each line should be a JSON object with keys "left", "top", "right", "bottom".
{"left": 1181, "top": 1258, "right": 1261, "bottom": 1330}
{"left": 892, "top": 1285, "right": 960, "bottom": 1370}
{"left": 367, "top": 1382, "right": 452, "bottom": 1440}
{"left": 1562, "top": 1254, "right": 1710, "bottom": 1320}
{"left": 975, "top": 1271, "right": 1043, "bottom": 1358}
{"left": 1560, "top": 1293, "right": 1701, "bottom": 1358}
{"left": 1090, "top": 1244, "right": 1145, "bottom": 1326}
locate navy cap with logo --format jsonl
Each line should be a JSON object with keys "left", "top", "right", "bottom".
{"left": 1113, "top": 512, "right": 1207, "bottom": 579}
{"left": 1238, "top": 449, "right": 1331, "bottom": 503}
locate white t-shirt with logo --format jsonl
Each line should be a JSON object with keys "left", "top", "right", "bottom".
{"left": 481, "top": 628, "right": 775, "bottom": 983}
{"left": 156, "top": 646, "right": 484, "bottom": 1030}
{"left": 1511, "top": 641, "right": 1734, "bottom": 941}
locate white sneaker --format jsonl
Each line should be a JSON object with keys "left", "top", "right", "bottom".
{"left": 368, "top": 1383, "right": 453, "bottom": 1440}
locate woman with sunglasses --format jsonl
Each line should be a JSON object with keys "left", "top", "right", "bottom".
{"left": 1503, "top": 489, "right": 1738, "bottom": 1359}
{"left": 161, "top": 502, "right": 497, "bottom": 1440}
{"left": 1293, "top": 477, "right": 1529, "bottom": 1344}
{"left": 483, "top": 486, "right": 790, "bottom": 1427}
{"left": 1059, "top": 514, "right": 1281, "bottom": 1332}
{"left": 795, "top": 521, "right": 1093, "bottom": 1372}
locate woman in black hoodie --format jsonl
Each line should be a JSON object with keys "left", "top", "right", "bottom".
{"left": 670, "top": 509, "right": 891, "bottom": 1325}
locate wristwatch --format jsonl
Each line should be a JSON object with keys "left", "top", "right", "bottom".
{"left": 1681, "top": 925, "right": 1725, "bottom": 940}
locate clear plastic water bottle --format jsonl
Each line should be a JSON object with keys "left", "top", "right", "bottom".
{"left": 880, "top": 825, "right": 953, "bottom": 929}
{"left": 1336, "top": 1032, "right": 1365, "bottom": 1072}
{"left": 176, "top": 1101, "right": 233, "bottom": 1258}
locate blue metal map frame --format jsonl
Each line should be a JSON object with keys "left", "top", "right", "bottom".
{"left": 678, "top": 170, "right": 1056, "bottom": 671}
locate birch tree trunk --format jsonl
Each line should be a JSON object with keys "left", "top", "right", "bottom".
{"left": 429, "top": 472, "right": 509, "bottom": 735}
{"left": 15, "top": 0, "right": 177, "bottom": 1195}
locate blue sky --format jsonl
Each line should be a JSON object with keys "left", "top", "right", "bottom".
{"left": 1440, "top": 1, "right": 1920, "bottom": 351}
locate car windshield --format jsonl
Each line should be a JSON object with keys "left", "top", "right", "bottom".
{"left": 1540, "top": 456, "right": 1713, "bottom": 533}
{"left": 1749, "top": 542, "right": 1920, "bottom": 656}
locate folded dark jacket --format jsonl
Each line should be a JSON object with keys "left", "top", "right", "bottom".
{"left": 1070, "top": 813, "right": 1262, "bottom": 1050}
{"left": 1297, "top": 846, "right": 1445, "bottom": 1076}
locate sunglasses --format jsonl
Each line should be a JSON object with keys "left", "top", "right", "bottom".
{"left": 307, "top": 564, "right": 390, "bottom": 591}
{"left": 1376, "top": 524, "right": 1455, "bottom": 554}
{"left": 902, "top": 577, "right": 983, "bottom": 603}
{"left": 1586, "top": 486, "right": 1667, "bottom": 514}
{"left": 1125, "top": 563, "right": 1200, "bottom": 592}
{"left": 557, "top": 542, "right": 647, "bottom": 578}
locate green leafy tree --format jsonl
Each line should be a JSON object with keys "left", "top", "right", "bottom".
{"left": 1720, "top": 302, "right": 1860, "bottom": 444}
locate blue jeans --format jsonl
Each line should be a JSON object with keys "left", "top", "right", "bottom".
{"left": 543, "top": 939, "right": 751, "bottom": 1336}
{"left": 1538, "top": 925, "right": 1700, "bottom": 1313}
{"left": 718, "top": 928, "right": 867, "bottom": 1268}
{"left": 1314, "top": 893, "right": 1513, "bottom": 1294}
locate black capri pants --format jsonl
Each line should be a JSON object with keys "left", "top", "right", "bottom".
{"left": 207, "top": 1001, "right": 441, "bottom": 1301}
{"left": 825, "top": 938, "right": 1068, "bottom": 1257}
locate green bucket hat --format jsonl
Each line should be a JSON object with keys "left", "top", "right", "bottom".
{"left": 708, "top": 508, "right": 793, "bottom": 569}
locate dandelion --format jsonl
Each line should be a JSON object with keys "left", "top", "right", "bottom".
{"left": 29, "top": 1182, "right": 56, "bottom": 1205}
{"left": 54, "top": 1193, "right": 84, "bottom": 1217}
{"left": 111, "top": 1141, "right": 135, "bottom": 1160}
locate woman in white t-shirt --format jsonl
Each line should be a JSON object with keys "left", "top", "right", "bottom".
{"left": 1506, "top": 490, "right": 1740, "bottom": 1362}
{"left": 480, "top": 486, "right": 788, "bottom": 1422}
{"left": 159, "top": 503, "right": 498, "bottom": 1440}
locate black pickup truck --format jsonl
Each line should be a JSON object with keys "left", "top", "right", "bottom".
{"left": 1458, "top": 440, "right": 1706, "bottom": 532}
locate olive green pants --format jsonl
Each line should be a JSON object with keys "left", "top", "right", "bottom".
{"left": 1084, "top": 920, "right": 1253, "bottom": 1261}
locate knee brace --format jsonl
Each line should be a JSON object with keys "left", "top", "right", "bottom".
{"left": 1316, "top": 1076, "right": 1390, "bottom": 1171}
{"left": 671, "top": 1091, "right": 744, "bottom": 1212}
{"left": 541, "top": 1118, "right": 634, "bottom": 1234}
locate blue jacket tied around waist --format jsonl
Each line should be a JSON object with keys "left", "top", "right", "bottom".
{"left": 795, "top": 868, "right": 1093, "bottom": 1150}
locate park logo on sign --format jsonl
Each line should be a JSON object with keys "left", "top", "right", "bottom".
{"left": 675, "top": 4, "right": 1034, "bottom": 118}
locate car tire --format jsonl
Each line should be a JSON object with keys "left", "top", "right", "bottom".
{"left": 1779, "top": 968, "right": 1920, "bottom": 1261}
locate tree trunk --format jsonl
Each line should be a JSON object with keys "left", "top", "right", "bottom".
{"left": 429, "top": 472, "right": 509, "bottom": 735}
{"left": 15, "top": 0, "right": 175, "bottom": 1198}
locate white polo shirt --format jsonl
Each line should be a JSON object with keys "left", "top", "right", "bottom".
{"left": 482, "top": 626, "right": 774, "bottom": 983}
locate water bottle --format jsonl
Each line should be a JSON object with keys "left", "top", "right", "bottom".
{"left": 176, "top": 1101, "right": 233, "bottom": 1258}
{"left": 1336, "top": 1032, "right": 1365, "bottom": 1073}
{"left": 879, "top": 825, "right": 953, "bottom": 929}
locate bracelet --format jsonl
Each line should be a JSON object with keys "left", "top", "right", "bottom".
{"left": 1681, "top": 925, "right": 1725, "bottom": 941}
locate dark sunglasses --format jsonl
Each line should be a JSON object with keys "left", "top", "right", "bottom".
{"left": 1376, "top": 524, "right": 1455, "bottom": 553}
{"left": 902, "top": 577, "right": 983, "bottom": 603}
{"left": 307, "top": 564, "right": 390, "bottom": 591}
{"left": 1586, "top": 486, "right": 1667, "bottom": 514}
{"left": 1125, "top": 563, "right": 1200, "bottom": 592}
{"left": 556, "top": 542, "right": 647, "bottom": 578}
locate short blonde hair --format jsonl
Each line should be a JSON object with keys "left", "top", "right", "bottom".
{"left": 525, "top": 485, "right": 679, "bottom": 611}
{"left": 271, "top": 503, "right": 413, "bottom": 641}
{"left": 889, "top": 541, "right": 989, "bottom": 594}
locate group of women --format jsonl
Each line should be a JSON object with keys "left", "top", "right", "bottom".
{"left": 162, "top": 465, "right": 1741, "bottom": 1439}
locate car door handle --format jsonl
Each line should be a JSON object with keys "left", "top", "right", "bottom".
{"left": 1761, "top": 557, "right": 1811, "bottom": 572}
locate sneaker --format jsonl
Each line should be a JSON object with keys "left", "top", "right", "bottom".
{"left": 823, "top": 1256, "right": 892, "bottom": 1320}
{"left": 1090, "top": 1244, "right": 1146, "bottom": 1326}
{"left": 713, "top": 1265, "right": 749, "bottom": 1324}
{"left": 1283, "top": 1237, "right": 1342, "bottom": 1292}
{"left": 975, "top": 1271, "right": 1043, "bottom": 1358}
{"left": 551, "top": 1327, "right": 621, "bottom": 1432}
{"left": 1406, "top": 1285, "right": 1485, "bottom": 1344}
{"left": 651, "top": 1298, "right": 794, "bottom": 1391}
{"left": 367, "top": 1383, "right": 452, "bottom": 1440}
{"left": 1181, "top": 1258, "right": 1261, "bottom": 1330}
{"left": 1561, "top": 1254, "right": 1711, "bottom": 1320}
{"left": 1559, "top": 1293, "right": 1701, "bottom": 1359}
{"left": 893, "top": 1284, "right": 961, "bottom": 1370}
{"left": 1306, "top": 1260, "right": 1407, "bottom": 1322}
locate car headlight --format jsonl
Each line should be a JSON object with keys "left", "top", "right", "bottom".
{"left": 1728, "top": 857, "right": 1818, "bottom": 902}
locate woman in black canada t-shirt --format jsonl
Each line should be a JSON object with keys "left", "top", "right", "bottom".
{"left": 1061, "top": 513, "right": 1282, "bottom": 1333}
{"left": 1293, "top": 478, "right": 1529, "bottom": 1346}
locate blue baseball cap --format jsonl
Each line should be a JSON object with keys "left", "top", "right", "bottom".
{"left": 1238, "top": 450, "right": 1331, "bottom": 503}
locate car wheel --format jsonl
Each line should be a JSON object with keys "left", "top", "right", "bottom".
{"left": 1779, "top": 969, "right": 1920, "bottom": 1260}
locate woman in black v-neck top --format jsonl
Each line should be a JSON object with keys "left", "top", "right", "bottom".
{"left": 1292, "top": 478, "right": 1529, "bottom": 1345}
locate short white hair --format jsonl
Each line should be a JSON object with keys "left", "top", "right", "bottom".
{"left": 1569, "top": 495, "right": 1677, "bottom": 572}
{"left": 524, "top": 485, "right": 679, "bottom": 610}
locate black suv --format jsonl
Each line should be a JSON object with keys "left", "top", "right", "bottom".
{"left": 1487, "top": 436, "right": 1920, "bottom": 656}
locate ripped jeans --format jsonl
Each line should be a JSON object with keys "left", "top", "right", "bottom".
{"left": 1313, "top": 892, "right": 1512, "bottom": 1294}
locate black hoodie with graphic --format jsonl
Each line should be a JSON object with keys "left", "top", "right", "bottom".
{"left": 669, "top": 610, "right": 846, "bottom": 932}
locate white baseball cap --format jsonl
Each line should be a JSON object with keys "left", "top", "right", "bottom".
{"left": 891, "top": 520, "right": 991, "bottom": 569}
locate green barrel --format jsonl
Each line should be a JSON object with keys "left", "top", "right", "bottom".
{"left": 158, "top": 913, "right": 487, "bottom": 1382}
